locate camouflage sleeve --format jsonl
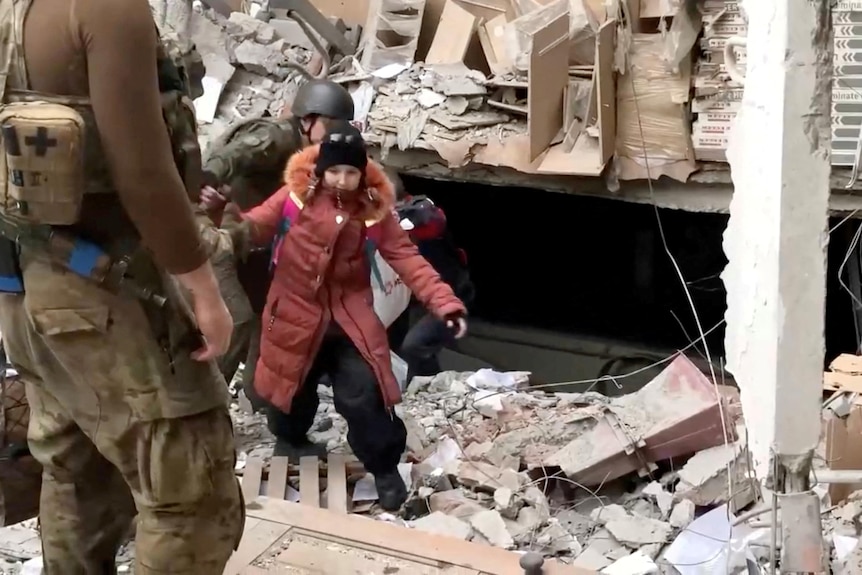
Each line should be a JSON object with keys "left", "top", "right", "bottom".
{"left": 203, "top": 121, "right": 297, "bottom": 186}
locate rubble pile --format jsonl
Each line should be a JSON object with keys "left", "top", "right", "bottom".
{"left": 229, "top": 361, "right": 779, "bottom": 573}
{"left": 183, "top": 4, "right": 315, "bottom": 154}
{"left": 347, "top": 62, "right": 524, "bottom": 156}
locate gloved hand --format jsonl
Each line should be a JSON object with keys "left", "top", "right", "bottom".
{"left": 446, "top": 314, "right": 467, "bottom": 339}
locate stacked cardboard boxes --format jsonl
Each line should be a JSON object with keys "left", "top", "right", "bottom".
{"left": 832, "top": 1, "right": 862, "bottom": 167}
{"left": 690, "top": 0, "right": 745, "bottom": 162}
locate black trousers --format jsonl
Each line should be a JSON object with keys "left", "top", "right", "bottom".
{"left": 390, "top": 305, "right": 456, "bottom": 383}
{"left": 265, "top": 329, "right": 407, "bottom": 475}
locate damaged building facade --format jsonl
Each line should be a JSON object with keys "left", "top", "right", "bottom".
{"left": 2, "top": 0, "right": 862, "bottom": 573}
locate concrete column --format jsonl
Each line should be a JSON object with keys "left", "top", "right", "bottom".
{"left": 722, "top": 0, "right": 832, "bottom": 489}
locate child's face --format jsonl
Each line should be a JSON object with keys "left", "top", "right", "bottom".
{"left": 324, "top": 165, "right": 362, "bottom": 192}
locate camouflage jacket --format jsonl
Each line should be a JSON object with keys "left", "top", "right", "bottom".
{"left": 203, "top": 117, "right": 305, "bottom": 210}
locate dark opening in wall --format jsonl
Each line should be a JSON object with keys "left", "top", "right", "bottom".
{"left": 402, "top": 175, "right": 859, "bottom": 364}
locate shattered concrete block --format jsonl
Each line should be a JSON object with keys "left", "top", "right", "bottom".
{"left": 233, "top": 39, "right": 290, "bottom": 78}
{"left": 573, "top": 547, "right": 613, "bottom": 570}
{"left": 410, "top": 511, "right": 472, "bottom": 541}
{"left": 556, "top": 510, "right": 595, "bottom": 540}
{"left": 675, "top": 442, "right": 756, "bottom": 512}
{"left": 493, "top": 487, "right": 523, "bottom": 520}
{"left": 537, "top": 520, "right": 582, "bottom": 556}
{"left": 628, "top": 499, "right": 661, "bottom": 521}
{"left": 428, "top": 490, "right": 486, "bottom": 520}
{"left": 522, "top": 486, "right": 551, "bottom": 522}
{"left": 604, "top": 516, "right": 672, "bottom": 547}
{"left": 470, "top": 509, "right": 515, "bottom": 549}
{"left": 642, "top": 481, "right": 674, "bottom": 519}
{"left": 515, "top": 506, "right": 545, "bottom": 533}
{"left": 581, "top": 527, "right": 629, "bottom": 562}
{"left": 227, "top": 12, "right": 278, "bottom": 44}
{"left": 669, "top": 499, "right": 696, "bottom": 529}
{"left": 454, "top": 461, "right": 522, "bottom": 492}
{"left": 590, "top": 504, "right": 630, "bottom": 524}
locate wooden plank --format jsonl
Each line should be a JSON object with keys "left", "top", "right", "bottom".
{"left": 595, "top": 18, "right": 617, "bottom": 165}
{"left": 299, "top": 457, "right": 320, "bottom": 507}
{"left": 222, "top": 518, "right": 290, "bottom": 575}
{"left": 277, "top": 540, "right": 482, "bottom": 573}
{"left": 267, "top": 457, "right": 289, "bottom": 500}
{"left": 326, "top": 454, "right": 348, "bottom": 514}
{"left": 246, "top": 497, "right": 596, "bottom": 575}
{"left": 426, "top": 0, "right": 480, "bottom": 65}
{"left": 527, "top": 11, "right": 570, "bottom": 160}
{"left": 242, "top": 458, "right": 263, "bottom": 501}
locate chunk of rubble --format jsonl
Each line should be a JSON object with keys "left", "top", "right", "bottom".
{"left": 641, "top": 481, "right": 674, "bottom": 519}
{"left": 537, "top": 519, "right": 583, "bottom": 555}
{"left": 493, "top": 487, "right": 523, "bottom": 519}
{"left": 669, "top": 499, "right": 696, "bottom": 529}
{"left": 452, "top": 460, "right": 523, "bottom": 492}
{"left": 546, "top": 356, "right": 735, "bottom": 485}
{"left": 226, "top": 12, "right": 278, "bottom": 44}
{"left": 675, "top": 441, "right": 756, "bottom": 512}
{"left": 428, "top": 490, "right": 486, "bottom": 520}
{"left": 592, "top": 504, "right": 672, "bottom": 547}
{"left": 469, "top": 509, "right": 515, "bottom": 549}
{"left": 410, "top": 511, "right": 472, "bottom": 541}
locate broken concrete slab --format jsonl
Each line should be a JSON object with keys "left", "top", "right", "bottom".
{"left": 669, "top": 499, "right": 696, "bottom": 529}
{"left": 642, "top": 481, "right": 674, "bottom": 519}
{"left": 469, "top": 509, "right": 515, "bottom": 549}
{"left": 410, "top": 511, "right": 472, "bottom": 540}
{"left": 674, "top": 441, "right": 757, "bottom": 512}
{"left": 604, "top": 515, "right": 672, "bottom": 547}
{"left": 227, "top": 12, "right": 278, "bottom": 44}
{"left": 547, "top": 355, "right": 736, "bottom": 486}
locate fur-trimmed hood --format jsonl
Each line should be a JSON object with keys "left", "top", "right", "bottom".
{"left": 284, "top": 145, "right": 395, "bottom": 222}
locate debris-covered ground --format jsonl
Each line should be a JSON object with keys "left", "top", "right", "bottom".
{"left": 1, "top": 360, "right": 861, "bottom": 574}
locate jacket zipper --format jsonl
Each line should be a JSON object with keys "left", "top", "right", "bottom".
{"left": 267, "top": 298, "right": 280, "bottom": 332}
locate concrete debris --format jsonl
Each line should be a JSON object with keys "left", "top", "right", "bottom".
{"left": 469, "top": 509, "right": 514, "bottom": 549}
{"left": 410, "top": 511, "right": 472, "bottom": 541}
{"left": 225, "top": 364, "right": 767, "bottom": 567}
{"left": 669, "top": 499, "right": 696, "bottom": 529}
{"left": 674, "top": 437, "right": 757, "bottom": 512}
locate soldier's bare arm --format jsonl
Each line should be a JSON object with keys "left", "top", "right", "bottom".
{"left": 81, "top": 0, "right": 208, "bottom": 275}
{"left": 79, "top": 0, "right": 232, "bottom": 359}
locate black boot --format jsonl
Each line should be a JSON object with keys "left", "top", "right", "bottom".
{"left": 374, "top": 470, "right": 407, "bottom": 511}
{"left": 273, "top": 437, "right": 327, "bottom": 459}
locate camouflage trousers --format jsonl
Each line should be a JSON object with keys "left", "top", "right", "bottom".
{"left": 0, "top": 251, "right": 244, "bottom": 574}
{"left": 211, "top": 240, "right": 265, "bottom": 411}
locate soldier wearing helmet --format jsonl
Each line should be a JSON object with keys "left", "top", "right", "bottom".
{"left": 201, "top": 79, "right": 355, "bottom": 411}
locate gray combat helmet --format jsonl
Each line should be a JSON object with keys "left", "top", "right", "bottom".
{"left": 291, "top": 80, "right": 355, "bottom": 120}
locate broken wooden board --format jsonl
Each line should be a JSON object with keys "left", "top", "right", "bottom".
{"left": 537, "top": 18, "right": 616, "bottom": 175}
{"left": 225, "top": 497, "right": 597, "bottom": 574}
{"left": 426, "top": 0, "right": 481, "bottom": 64}
{"left": 527, "top": 10, "right": 570, "bottom": 161}
{"left": 824, "top": 354, "right": 862, "bottom": 391}
{"left": 478, "top": 13, "right": 512, "bottom": 75}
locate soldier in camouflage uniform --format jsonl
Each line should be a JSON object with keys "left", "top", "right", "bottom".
{"left": 0, "top": 0, "right": 242, "bottom": 572}
{"left": 201, "top": 79, "right": 355, "bottom": 410}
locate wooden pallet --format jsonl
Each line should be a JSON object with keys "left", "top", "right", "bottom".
{"left": 240, "top": 454, "right": 354, "bottom": 513}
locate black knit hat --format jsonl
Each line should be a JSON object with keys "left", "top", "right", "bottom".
{"left": 315, "top": 121, "right": 368, "bottom": 176}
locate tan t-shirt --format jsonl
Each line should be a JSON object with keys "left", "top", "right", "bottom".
{"left": 22, "top": 0, "right": 207, "bottom": 274}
